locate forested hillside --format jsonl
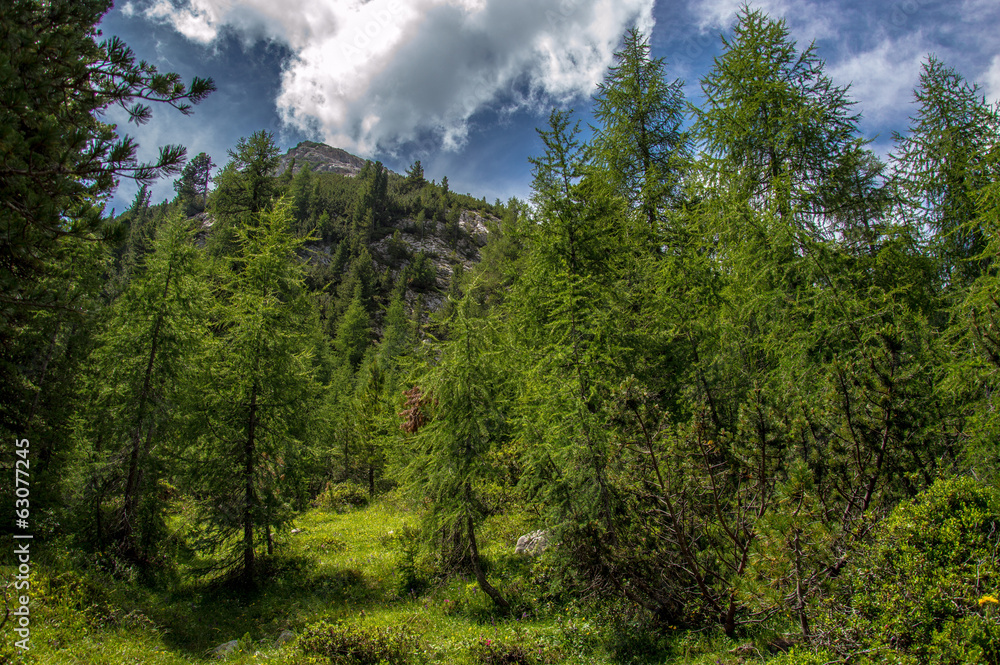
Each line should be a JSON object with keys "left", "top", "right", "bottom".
{"left": 2, "top": 2, "right": 1000, "bottom": 664}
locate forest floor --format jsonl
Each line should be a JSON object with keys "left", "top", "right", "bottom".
{"left": 0, "top": 495, "right": 754, "bottom": 664}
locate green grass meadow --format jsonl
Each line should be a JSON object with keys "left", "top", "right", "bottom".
{"left": 0, "top": 495, "right": 755, "bottom": 664}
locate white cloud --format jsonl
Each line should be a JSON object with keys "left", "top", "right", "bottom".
{"left": 827, "top": 36, "right": 927, "bottom": 124}
{"left": 139, "top": 0, "right": 654, "bottom": 155}
{"left": 692, "top": 0, "right": 840, "bottom": 42}
{"left": 983, "top": 54, "right": 1000, "bottom": 106}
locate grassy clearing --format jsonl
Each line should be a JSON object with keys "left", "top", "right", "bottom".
{"left": 0, "top": 496, "right": 748, "bottom": 664}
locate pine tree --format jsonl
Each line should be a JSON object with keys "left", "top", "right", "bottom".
{"left": 405, "top": 160, "right": 426, "bottom": 191}
{"left": 174, "top": 152, "right": 215, "bottom": 216}
{"left": 592, "top": 28, "right": 689, "bottom": 239}
{"left": 289, "top": 163, "right": 314, "bottom": 229}
{"left": 190, "top": 199, "right": 320, "bottom": 587}
{"left": 208, "top": 131, "right": 282, "bottom": 256}
{"left": 400, "top": 297, "right": 511, "bottom": 608}
{"left": 336, "top": 284, "right": 371, "bottom": 369}
{"left": 78, "top": 213, "right": 210, "bottom": 559}
{"left": 892, "top": 56, "right": 1000, "bottom": 287}
{"left": 0, "top": 0, "right": 214, "bottom": 319}
{"left": 512, "top": 109, "right": 629, "bottom": 604}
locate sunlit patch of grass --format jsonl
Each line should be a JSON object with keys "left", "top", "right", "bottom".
{"left": 1, "top": 497, "right": 749, "bottom": 665}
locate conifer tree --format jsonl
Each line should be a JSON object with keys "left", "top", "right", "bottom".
{"left": 592, "top": 28, "right": 689, "bottom": 239}
{"left": 174, "top": 152, "right": 214, "bottom": 216}
{"left": 514, "top": 109, "right": 628, "bottom": 598}
{"left": 336, "top": 284, "right": 371, "bottom": 369}
{"left": 405, "top": 160, "right": 426, "bottom": 191}
{"left": 190, "top": 199, "right": 320, "bottom": 587}
{"left": 0, "top": 0, "right": 213, "bottom": 320}
{"left": 400, "top": 296, "right": 510, "bottom": 608}
{"left": 78, "top": 213, "right": 210, "bottom": 559}
{"left": 892, "top": 56, "right": 1000, "bottom": 287}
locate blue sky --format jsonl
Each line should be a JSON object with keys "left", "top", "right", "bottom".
{"left": 99, "top": 0, "right": 1000, "bottom": 215}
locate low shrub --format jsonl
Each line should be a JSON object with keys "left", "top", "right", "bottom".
{"left": 396, "top": 525, "right": 434, "bottom": 596}
{"left": 828, "top": 476, "right": 1000, "bottom": 664}
{"left": 314, "top": 482, "right": 369, "bottom": 512}
{"left": 299, "top": 620, "right": 420, "bottom": 664}
{"left": 469, "top": 636, "right": 560, "bottom": 665}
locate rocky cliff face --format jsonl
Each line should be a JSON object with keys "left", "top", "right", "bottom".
{"left": 275, "top": 141, "right": 498, "bottom": 320}
{"left": 276, "top": 141, "right": 367, "bottom": 176}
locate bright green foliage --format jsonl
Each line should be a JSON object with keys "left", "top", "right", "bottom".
{"left": 400, "top": 297, "right": 512, "bottom": 608}
{"left": 188, "top": 199, "right": 321, "bottom": 587}
{"left": 592, "top": 28, "right": 689, "bottom": 238}
{"left": 76, "top": 213, "right": 210, "bottom": 560}
{"left": 299, "top": 619, "right": 421, "bottom": 664}
{"left": 892, "top": 56, "right": 1000, "bottom": 287}
{"left": 696, "top": 6, "right": 868, "bottom": 239}
{"left": 378, "top": 285, "right": 411, "bottom": 369}
{"left": 832, "top": 477, "right": 1000, "bottom": 663}
{"left": 514, "top": 109, "right": 632, "bottom": 608}
{"left": 336, "top": 284, "right": 371, "bottom": 369}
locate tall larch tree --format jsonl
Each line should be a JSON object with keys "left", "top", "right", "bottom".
{"left": 190, "top": 199, "right": 321, "bottom": 587}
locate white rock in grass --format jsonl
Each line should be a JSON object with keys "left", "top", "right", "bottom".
{"left": 514, "top": 530, "right": 548, "bottom": 556}
{"left": 210, "top": 639, "right": 239, "bottom": 659}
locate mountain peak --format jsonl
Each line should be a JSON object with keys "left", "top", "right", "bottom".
{"left": 276, "top": 141, "right": 367, "bottom": 176}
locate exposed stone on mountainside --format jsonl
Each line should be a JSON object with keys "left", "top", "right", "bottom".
{"left": 276, "top": 141, "right": 367, "bottom": 176}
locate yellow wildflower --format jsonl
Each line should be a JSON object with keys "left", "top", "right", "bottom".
{"left": 979, "top": 595, "right": 998, "bottom": 606}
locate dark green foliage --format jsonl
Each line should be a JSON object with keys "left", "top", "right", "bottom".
{"left": 314, "top": 481, "right": 369, "bottom": 512}
{"left": 12, "top": 5, "right": 1000, "bottom": 663}
{"left": 75, "top": 213, "right": 209, "bottom": 560}
{"left": 336, "top": 285, "right": 371, "bottom": 369}
{"left": 592, "top": 28, "right": 689, "bottom": 237}
{"left": 0, "top": 0, "right": 213, "bottom": 481}
{"left": 404, "top": 160, "right": 426, "bottom": 192}
{"left": 469, "top": 637, "right": 541, "bottom": 665}
{"left": 401, "top": 251, "right": 437, "bottom": 291}
{"left": 213, "top": 132, "right": 280, "bottom": 214}
{"left": 0, "top": 0, "right": 213, "bottom": 315}
{"left": 386, "top": 229, "right": 410, "bottom": 266}
{"left": 174, "top": 151, "right": 214, "bottom": 216}
{"left": 892, "top": 56, "right": 1000, "bottom": 287}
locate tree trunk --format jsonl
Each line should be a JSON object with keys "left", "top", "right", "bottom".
{"left": 466, "top": 511, "right": 509, "bottom": 610}
{"left": 243, "top": 383, "right": 258, "bottom": 588}
{"left": 121, "top": 259, "right": 174, "bottom": 553}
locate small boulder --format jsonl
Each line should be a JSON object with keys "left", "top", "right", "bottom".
{"left": 210, "top": 639, "right": 239, "bottom": 660}
{"left": 275, "top": 629, "right": 296, "bottom": 648}
{"left": 514, "top": 530, "right": 548, "bottom": 556}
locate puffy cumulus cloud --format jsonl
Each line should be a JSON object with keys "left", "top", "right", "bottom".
{"left": 692, "top": 0, "right": 841, "bottom": 42}
{"left": 138, "top": 0, "right": 654, "bottom": 154}
{"left": 984, "top": 55, "right": 1000, "bottom": 105}
{"left": 142, "top": 0, "right": 341, "bottom": 47}
{"left": 827, "top": 35, "right": 927, "bottom": 124}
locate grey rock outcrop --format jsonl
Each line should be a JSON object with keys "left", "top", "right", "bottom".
{"left": 209, "top": 639, "right": 239, "bottom": 659}
{"left": 276, "top": 141, "right": 366, "bottom": 176}
{"left": 514, "top": 530, "right": 548, "bottom": 556}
